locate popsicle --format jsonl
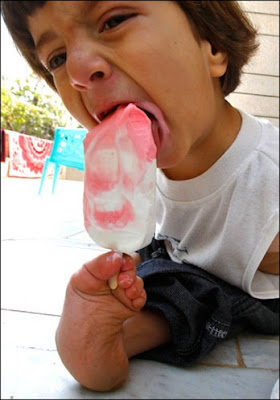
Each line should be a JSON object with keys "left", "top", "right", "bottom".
{"left": 83, "top": 103, "right": 157, "bottom": 289}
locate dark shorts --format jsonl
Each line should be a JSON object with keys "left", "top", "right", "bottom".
{"left": 135, "top": 238, "right": 279, "bottom": 367}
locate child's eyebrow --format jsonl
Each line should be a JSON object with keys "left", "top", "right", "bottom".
{"left": 34, "top": 1, "right": 100, "bottom": 53}
{"left": 35, "top": 30, "right": 57, "bottom": 54}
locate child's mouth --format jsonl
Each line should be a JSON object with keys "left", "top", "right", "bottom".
{"left": 96, "top": 101, "right": 169, "bottom": 154}
{"left": 136, "top": 101, "right": 170, "bottom": 155}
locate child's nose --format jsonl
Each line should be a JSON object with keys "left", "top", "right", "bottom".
{"left": 67, "top": 49, "right": 113, "bottom": 91}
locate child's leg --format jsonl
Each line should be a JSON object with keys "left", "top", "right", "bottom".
{"left": 55, "top": 251, "right": 170, "bottom": 392}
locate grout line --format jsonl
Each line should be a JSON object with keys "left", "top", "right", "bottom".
{"left": 198, "top": 361, "right": 240, "bottom": 368}
{"left": 16, "top": 345, "right": 57, "bottom": 352}
{"left": 198, "top": 361, "right": 279, "bottom": 371}
{"left": 235, "top": 338, "right": 246, "bottom": 368}
{"left": 253, "top": 115, "right": 279, "bottom": 120}
{"left": 1, "top": 237, "right": 101, "bottom": 250}
{"left": 233, "top": 92, "right": 279, "bottom": 98}
{"left": 247, "top": 11, "right": 279, "bottom": 17}
{"left": 242, "top": 72, "right": 279, "bottom": 78}
{"left": 258, "top": 33, "right": 279, "bottom": 38}
{"left": 1, "top": 308, "right": 61, "bottom": 318}
{"left": 64, "top": 230, "right": 86, "bottom": 238}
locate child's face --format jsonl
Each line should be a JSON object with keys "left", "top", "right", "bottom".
{"left": 28, "top": 1, "right": 226, "bottom": 173}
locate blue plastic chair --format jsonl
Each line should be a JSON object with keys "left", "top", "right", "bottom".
{"left": 38, "top": 127, "right": 87, "bottom": 194}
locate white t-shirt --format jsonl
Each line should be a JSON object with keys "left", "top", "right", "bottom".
{"left": 156, "top": 110, "right": 279, "bottom": 299}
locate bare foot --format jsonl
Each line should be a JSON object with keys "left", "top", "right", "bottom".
{"left": 55, "top": 251, "right": 146, "bottom": 392}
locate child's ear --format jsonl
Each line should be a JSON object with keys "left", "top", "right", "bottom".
{"left": 203, "top": 41, "right": 228, "bottom": 78}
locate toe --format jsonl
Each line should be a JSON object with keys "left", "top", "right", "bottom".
{"left": 70, "top": 251, "right": 123, "bottom": 293}
{"left": 118, "top": 269, "right": 137, "bottom": 289}
{"left": 120, "top": 254, "right": 135, "bottom": 272}
{"left": 85, "top": 251, "right": 123, "bottom": 281}
{"left": 112, "top": 275, "right": 146, "bottom": 312}
{"left": 125, "top": 277, "right": 144, "bottom": 299}
{"left": 132, "top": 290, "right": 147, "bottom": 309}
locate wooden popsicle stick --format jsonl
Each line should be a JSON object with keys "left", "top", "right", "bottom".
{"left": 108, "top": 274, "right": 118, "bottom": 290}
{"left": 108, "top": 251, "right": 123, "bottom": 290}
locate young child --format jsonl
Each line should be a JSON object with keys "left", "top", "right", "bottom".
{"left": 2, "top": 1, "right": 279, "bottom": 393}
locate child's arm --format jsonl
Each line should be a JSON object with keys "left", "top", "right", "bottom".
{"left": 258, "top": 233, "right": 279, "bottom": 275}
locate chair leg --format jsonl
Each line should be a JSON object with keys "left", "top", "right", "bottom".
{"left": 52, "top": 163, "right": 61, "bottom": 194}
{"left": 38, "top": 158, "right": 50, "bottom": 195}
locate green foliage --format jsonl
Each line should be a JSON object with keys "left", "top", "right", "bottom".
{"left": 1, "top": 73, "right": 81, "bottom": 140}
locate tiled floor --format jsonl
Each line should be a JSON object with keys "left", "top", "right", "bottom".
{"left": 1, "top": 177, "right": 279, "bottom": 399}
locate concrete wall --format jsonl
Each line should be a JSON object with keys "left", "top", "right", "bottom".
{"left": 226, "top": 1, "right": 279, "bottom": 127}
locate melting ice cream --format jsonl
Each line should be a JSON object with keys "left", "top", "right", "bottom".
{"left": 83, "top": 103, "right": 157, "bottom": 255}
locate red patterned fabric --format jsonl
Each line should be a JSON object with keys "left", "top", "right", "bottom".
{"left": 1, "top": 129, "right": 6, "bottom": 162}
{"left": 7, "top": 130, "right": 53, "bottom": 178}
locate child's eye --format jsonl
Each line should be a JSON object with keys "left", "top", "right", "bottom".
{"left": 102, "top": 13, "right": 136, "bottom": 32}
{"left": 47, "top": 53, "right": 67, "bottom": 72}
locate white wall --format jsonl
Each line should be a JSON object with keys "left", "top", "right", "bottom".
{"left": 227, "top": 1, "right": 279, "bottom": 127}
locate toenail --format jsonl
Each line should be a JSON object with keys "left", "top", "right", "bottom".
{"left": 106, "top": 252, "right": 122, "bottom": 264}
{"left": 119, "top": 276, "right": 133, "bottom": 286}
